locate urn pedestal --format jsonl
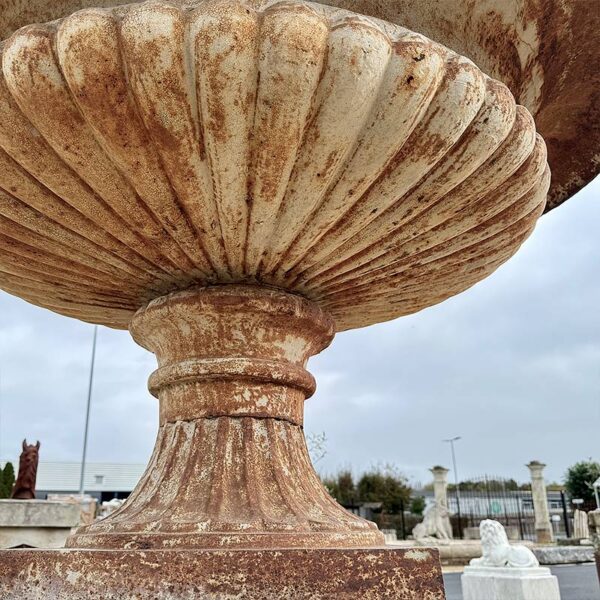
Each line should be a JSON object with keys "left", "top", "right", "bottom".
{"left": 0, "top": 286, "right": 446, "bottom": 598}
{"left": 68, "top": 285, "right": 384, "bottom": 551}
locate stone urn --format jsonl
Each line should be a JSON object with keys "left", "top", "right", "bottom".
{"left": 0, "top": 0, "right": 596, "bottom": 598}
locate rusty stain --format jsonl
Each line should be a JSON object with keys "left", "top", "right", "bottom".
{"left": 0, "top": 0, "right": 552, "bottom": 332}
{"left": 318, "top": 0, "right": 599, "bottom": 212}
{"left": 0, "top": 547, "right": 446, "bottom": 599}
{"left": 0, "top": 2, "right": 593, "bottom": 216}
{"left": 65, "top": 285, "right": 385, "bottom": 551}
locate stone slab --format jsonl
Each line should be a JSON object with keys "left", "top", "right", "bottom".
{"left": 0, "top": 500, "right": 80, "bottom": 527}
{"left": 0, "top": 547, "right": 445, "bottom": 599}
{"left": 533, "top": 545, "right": 594, "bottom": 565}
{"left": 462, "top": 565, "right": 560, "bottom": 600}
{"left": 0, "top": 527, "right": 74, "bottom": 550}
{"left": 0, "top": 500, "right": 80, "bottom": 549}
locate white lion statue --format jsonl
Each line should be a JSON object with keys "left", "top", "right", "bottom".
{"left": 470, "top": 520, "right": 538, "bottom": 568}
{"left": 412, "top": 502, "right": 453, "bottom": 542}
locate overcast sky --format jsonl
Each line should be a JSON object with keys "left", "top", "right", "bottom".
{"left": 0, "top": 178, "right": 598, "bottom": 489}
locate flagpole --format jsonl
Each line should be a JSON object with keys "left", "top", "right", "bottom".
{"left": 79, "top": 325, "right": 98, "bottom": 496}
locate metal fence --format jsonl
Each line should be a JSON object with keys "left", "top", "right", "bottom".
{"left": 344, "top": 475, "right": 594, "bottom": 541}
{"left": 447, "top": 475, "right": 579, "bottom": 540}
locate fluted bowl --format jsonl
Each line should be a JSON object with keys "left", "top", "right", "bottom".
{"left": 0, "top": 0, "right": 549, "bottom": 331}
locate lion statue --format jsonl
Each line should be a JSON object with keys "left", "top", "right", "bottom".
{"left": 412, "top": 501, "right": 453, "bottom": 542}
{"left": 470, "top": 520, "right": 538, "bottom": 568}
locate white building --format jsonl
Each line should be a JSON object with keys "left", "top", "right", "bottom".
{"left": 1, "top": 460, "right": 145, "bottom": 502}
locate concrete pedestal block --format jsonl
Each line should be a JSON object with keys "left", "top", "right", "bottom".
{"left": 0, "top": 547, "right": 445, "bottom": 599}
{"left": 0, "top": 500, "right": 80, "bottom": 549}
{"left": 462, "top": 566, "right": 560, "bottom": 600}
{"left": 533, "top": 545, "right": 594, "bottom": 565}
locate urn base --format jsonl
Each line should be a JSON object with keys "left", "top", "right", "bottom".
{"left": 0, "top": 547, "right": 445, "bottom": 599}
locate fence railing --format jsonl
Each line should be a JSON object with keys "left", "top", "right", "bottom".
{"left": 344, "top": 475, "right": 593, "bottom": 541}
{"left": 447, "top": 475, "right": 577, "bottom": 540}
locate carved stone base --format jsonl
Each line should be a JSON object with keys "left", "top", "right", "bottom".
{"left": 68, "top": 417, "right": 380, "bottom": 550}
{"left": 0, "top": 547, "right": 445, "bottom": 599}
{"left": 534, "top": 528, "right": 554, "bottom": 544}
{"left": 67, "top": 286, "right": 382, "bottom": 550}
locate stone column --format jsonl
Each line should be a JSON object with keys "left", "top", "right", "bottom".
{"left": 431, "top": 466, "right": 453, "bottom": 538}
{"left": 589, "top": 510, "right": 600, "bottom": 584}
{"left": 527, "top": 461, "right": 553, "bottom": 543}
{"left": 66, "top": 285, "right": 383, "bottom": 550}
{"left": 431, "top": 466, "right": 450, "bottom": 510}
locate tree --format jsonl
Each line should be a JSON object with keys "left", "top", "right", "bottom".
{"left": 357, "top": 465, "right": 411, "bottom": 514}
{"left": 564, "top": 460, "right": 600, "bottom": 503}
{"left": 0, "top": 462, "right": 15, "bottom": 499}
{"left": 323, "top": 470, "right": 358, "bottom": 506}
{"left": 449, "top": 478, "right": 520, "bottom": 492}
{"left": 306, "top": 432, "right": 327, "bottom": 464}
{"left": 410, "top": 496, "right": 426, "bottom": 516}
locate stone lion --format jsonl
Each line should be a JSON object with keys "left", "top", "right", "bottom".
{"left": 412, "top": 502, "right": 453, "bottom": 542}
{"left": 470, "top": 520, "right": 538, "bottom": 568}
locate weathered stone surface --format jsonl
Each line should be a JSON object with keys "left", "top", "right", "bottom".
{"left": 462, "top": 566, "right": 560, "bottom": 600}
{"left": 0, "top": 500, "right": 80, "bottom": 549}
{"left": 527, "top": 461, "right": 553, "bottom": 544}
{"left": 0, "top": 527, "right": 74, "bottom": 550}
{"left": 0, "top": 547, "right": 445, "bottom": 599}
{"left": 573, "top": 508, "right": 590, "bottom": 540}
{"left": 533, "top": 546, "right": 595, "bottom": 565}
{"left": 47, "top": 494, "right": 98, "bottom": 526}
{"left": 67, "top": 286, "right": 383, "bottom": 550}
{"left": 0, "top": 0, "right": 594, "bottom": 212}
{"left": 0, "top": 1, "right": 573, "bottom": 596}
{"left": 321, "top": 0, "right": 600, "bottom": 212}
{"left": 0, "top": 0, "right": 549, "bottom": 331}
{"left": 389, "top": 539, "right": 537, "bottom": 566}
{"left": 0, "top": 500, "right": 79, "bottom": 528}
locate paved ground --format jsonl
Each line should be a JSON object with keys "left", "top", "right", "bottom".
{"left": 443, "top": 563, "right": 599, "bottom": 600}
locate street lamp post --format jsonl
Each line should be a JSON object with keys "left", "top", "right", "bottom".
{"left": 444, "top": 436, "right": 462, "bottom": 539}
{"left": 79, "top": 325, "right": 98, "bottom": 496}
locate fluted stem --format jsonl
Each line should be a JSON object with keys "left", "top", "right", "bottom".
{"left": 67, "top": 285, "right": 383, "bottom": 550}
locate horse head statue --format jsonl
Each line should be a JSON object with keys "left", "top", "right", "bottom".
{"left": 11, "top": 439, "right": 41, "bottom": 500}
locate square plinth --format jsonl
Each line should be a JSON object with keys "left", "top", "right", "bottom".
{"left": 0, "top": 500, "right": 80, "bottom": 549}
{"left": 461, "top": 566, "right": 561, "bottom": 600}
{"left": 0, "top": 547, "right": 445, "bottom": 599}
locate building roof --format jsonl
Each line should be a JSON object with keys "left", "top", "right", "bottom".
{"left": 2, "top": 460, "right": 145, "bottom": 493}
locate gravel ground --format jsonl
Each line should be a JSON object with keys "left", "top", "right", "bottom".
{"left": 443, "top": 563, "right": 599, "bottom": 600}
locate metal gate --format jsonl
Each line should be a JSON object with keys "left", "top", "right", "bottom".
{"left": 447, "top": 476, "right": 541, "bottom": 540}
